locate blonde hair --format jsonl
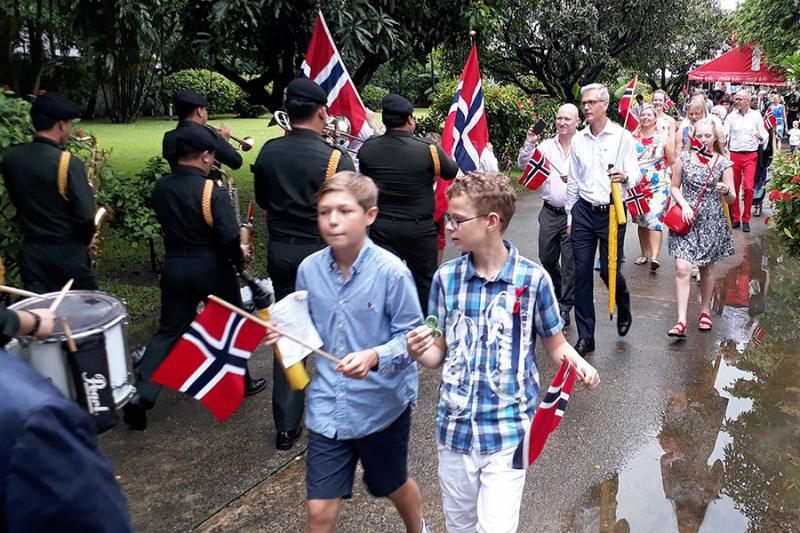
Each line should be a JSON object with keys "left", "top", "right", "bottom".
{"left": 446, "top": 171, "right": 517, "bottom": 231}
{"left": 633, "top": 105, "right": 658, "bottom": 136}
{"left": 317, "top": 171, "right": 379, "bottom": 211}
{"left": 693, "top": 118, "right": 727, "bottom": 156}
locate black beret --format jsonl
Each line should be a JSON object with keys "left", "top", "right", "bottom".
{"left": 286, "top": 78, "right": 328, "bottom": 105}
{"left": 31, "top": 92, "right": 80, "bottom": 121}
{"left": 381, "top": 94, "right": 413, "bottom": 116}
{"left": 175, "top": 122, "right": 218, "bottom": 157}
{"left": 174, "top": 90, "right": 208, "bottom": 108}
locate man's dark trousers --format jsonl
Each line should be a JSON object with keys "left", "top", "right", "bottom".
{"left": 20, "top": 241, "right": 97, "bottom": 293}
{"left": 570, "top": 199, "right": 631, "bottom": 341}
{"left": 267, "top": 238, "right": 325, "bottom": 433}
{"left": 538, "top": 204, "right": 574, "bottom": 314}
{"left": 370, "top": 216, "right": 437, "bottom": 314}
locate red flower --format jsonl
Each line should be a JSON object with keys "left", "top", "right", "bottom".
{"left": 796, "top": 223, "right": 800, "bottom": 232}
{"left": 783, "top": 192, "right": 794, "bottom": 202}
{"left": 764, "top": 216, "right": 771, "bottom": 224}
{"left": 769, "top": 190, "right": 781, "bottom": 201}
{"left": 516, "top": 99, "right": 523, "bottom": 110}
{"left": 792, "top": 176, "right": 800, "bottom": 184}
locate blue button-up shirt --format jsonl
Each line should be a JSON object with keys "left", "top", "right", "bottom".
{"left": 298, "top": 238, "right": 423, "bottom": 439}
{"left": 429, "top": 242, "right": 563, "bottom": 454}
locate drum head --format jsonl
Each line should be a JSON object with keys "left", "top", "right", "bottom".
{"left": 10, "top": 290, "right": 126, "bottom": 336}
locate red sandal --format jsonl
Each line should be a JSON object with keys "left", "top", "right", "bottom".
{"left": 668, "top": 322, "right": 687, "bottom": 338}
{"left": 698, "top": 313, "right": 713, "bottom": 331}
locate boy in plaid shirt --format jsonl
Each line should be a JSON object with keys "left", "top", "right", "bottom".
{"left": 407, "top": 171, "right": 600, "bottom": 533}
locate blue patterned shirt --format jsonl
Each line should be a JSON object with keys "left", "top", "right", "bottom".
{"left": 299, "top": 238, "right": 423, "bottom": 440}
{"left": 429, "top": 242, "right": 563, "bottom": 454}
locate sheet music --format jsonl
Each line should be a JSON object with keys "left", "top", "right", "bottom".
{"left": 269, "top": 291, "right": 323, "bottom": 368}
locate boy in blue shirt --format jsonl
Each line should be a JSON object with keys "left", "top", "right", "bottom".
{"left": 407, "top": 171, "right": 601, "bottom": 533}
{"left": 265, "top": 171, "right": 428, "bottom": 533}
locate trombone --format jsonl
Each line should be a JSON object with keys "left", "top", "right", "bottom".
{"left": 272, "top": 110, "right": 360, "bottom": 153}
{"left": 204, "top": 124, "right": 256, "bottom": 152}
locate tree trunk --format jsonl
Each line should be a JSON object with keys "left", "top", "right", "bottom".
{"left": 352, "top": 53, "right": 383, "bottom": 91}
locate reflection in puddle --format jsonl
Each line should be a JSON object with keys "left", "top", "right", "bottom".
{"left": 566, "top": 238, "right": 800, "bottom": 533}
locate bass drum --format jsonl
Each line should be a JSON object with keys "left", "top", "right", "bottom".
{"left": 7, "top": 290, "right": 135, "bottom": 409}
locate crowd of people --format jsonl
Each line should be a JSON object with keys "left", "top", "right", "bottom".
{"left": 0, "top": 76, "right": 787, "bottom": 532}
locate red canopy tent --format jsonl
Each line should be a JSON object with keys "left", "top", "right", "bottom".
{"left": 688, "top": 44, "right": 786, "bottom": 86}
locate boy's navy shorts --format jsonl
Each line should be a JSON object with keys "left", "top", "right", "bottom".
{"left": 306, "top": 405, "right": 411, "bottom": 500}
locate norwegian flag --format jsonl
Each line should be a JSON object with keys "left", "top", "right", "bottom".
{"left": 690, "top": 136, "right": 714, "bottom": 164}
{"left": 624, "top": 184, "right": 652, "bottom": 217}
{"left": 512, "top": 359, "right": 577, "bottom": 469}
{"left": 618, "top": 76, "right": 640, "bottom": 131}
{"left": 751, "top": 325, "right": 765, "bottom": 350}
{"left": 764, "top": 107, "right": 777, "bottom": 131}
{"left": 299, "top": 12, "right": 371, "bottom": 137}
{"left": 519, "top": 148, "right": 551, "bottom": 191}
{"left": 665, "top": 95, "right": 676, "bottom": 114}
{"left": 442, "top": 43, "right": 490, "bottom": 173}
{"left": 151, "top": 299, "right": 266, "bottom": 422}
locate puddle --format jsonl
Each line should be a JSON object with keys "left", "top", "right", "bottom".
{"left": 565, "top": 236, "right": 800, "bottom": 533}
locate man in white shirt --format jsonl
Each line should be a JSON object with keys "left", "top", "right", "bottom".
{"left": 517, "top": 104, "right": 579, "bottom": 326}
{"left": 566, "top": 84, "right": 639, "bottom": 355}
{"left": 724, "top": 89, "right": 768, "bottom": 232}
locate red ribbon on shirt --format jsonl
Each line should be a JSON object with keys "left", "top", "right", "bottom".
{"left": 513, "top": 285, "right": 528, "bottom": 314}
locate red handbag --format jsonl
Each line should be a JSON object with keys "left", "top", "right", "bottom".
{"left": 663, "top": 155, "right": 718, "bottom": 235}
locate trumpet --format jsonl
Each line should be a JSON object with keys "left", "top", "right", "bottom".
{"left": 204, "top": 124, "right": 255, "bottom": 152}
{"left": 272, "top": 110, "right": 360, "bottom": 152}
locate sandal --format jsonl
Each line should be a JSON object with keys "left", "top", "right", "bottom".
{"left": 668, "top": 322, "right": 687, "bottom": 338}
{"left": 650, "top": 259, "right": 660, "bottom": 272}
{"left": 634, "top": 256, "right": 649, "bottom": 265}
{"left": 698, "top": 313, "right": 713, "bottom": 331}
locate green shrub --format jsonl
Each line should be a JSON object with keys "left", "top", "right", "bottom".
{"left": 0, "top": 91, "right": 34, "bottom": 287}
{"left": 766, "top": 152, "right": 800, "bottom": 257}
{"left": 161, "top": 69, "right": 241, "bottom": 116}
{"left": 361, "top": 84, "right": 388, "bottom": 111}
{"left": 415, "top": 78, "right": 559, "bottom": 171}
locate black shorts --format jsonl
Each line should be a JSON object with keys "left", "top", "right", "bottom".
{"left": 306, "top": 406, "right": 412, "bottom": 500}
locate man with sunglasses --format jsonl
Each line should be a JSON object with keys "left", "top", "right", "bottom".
{"left": 566, "top": 84, "right": 639, "bottom": 356}
{"left": 359, "top": 94, "right": 458, "bottom": 313}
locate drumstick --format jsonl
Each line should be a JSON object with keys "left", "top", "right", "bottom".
{"left": 48, "top": 279, "right": 73, "bottom": 313}
{"left": 61, "top": 318, "right": 78, "bottom": 353}
{"left": 0, "top": 285, "right": 41, "bottom": 299}
{"left": 207, "top": 294, "right": 340, "bottom": 363}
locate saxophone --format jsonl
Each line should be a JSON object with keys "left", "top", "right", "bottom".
{"left": 71, "top": 133, "right": 114, "bottom": 259}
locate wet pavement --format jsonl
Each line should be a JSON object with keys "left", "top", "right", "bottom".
{"left": 99, "top": 192, "right": 800, "bottom": 532}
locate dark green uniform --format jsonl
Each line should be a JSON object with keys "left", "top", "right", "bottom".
{"left": 358, "top": 130, "right": 458, "bottom": 312}
{"left": 134, "top": 164, "right": 245, "bottom": 406}
{"left": 162, "top": 122, "right": 242, "bottom": 173}
{"left": 253, "top": 127, "right": 355, "bottom": 433}
{"left": 1, "top": 137, "right": 97, "bottom": 292}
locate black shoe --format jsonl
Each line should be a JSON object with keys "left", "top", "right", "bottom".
{"left": 732, "top": 221, "right": 741, "bottom": 229}
{"left": 123, "top": 402, "right": 148, "bottom": 431}
{"left": 617, "top": 310, "right": 632, "bottom": 337}
{"left": 574, "top": 338, "right": 595, "bottom": 356}
{"left": 560, "top": 309, "right": 571, "bottom": 327}
{"left": 753, "top": 204, "right": 762, "bottom": 217}
{"left": 742, "top": 222, "right": 750, "bottom": 233}
{"left": 276, "top": 428, "right": 303, "bottom": 450}
{"left": 245, "top": 378, "right": 267, "bottom": 397}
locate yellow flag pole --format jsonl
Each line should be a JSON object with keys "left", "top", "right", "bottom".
{"left": 722, "top": 202, "right": 732, "bottom": 230}
{"left": 256, "top": 307, "right": 311, "bottom": 391}
{"left": 608, "top": 207, "right": 618, "bottom": 320}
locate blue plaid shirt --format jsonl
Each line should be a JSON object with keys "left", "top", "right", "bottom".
{"left": 429, "top": 241, "right": 563, "bottom": 454}
{"left": 299, "top": 238, "right": 423, "bottom": 440}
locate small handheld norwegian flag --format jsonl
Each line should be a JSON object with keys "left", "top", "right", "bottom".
{"left": 763, "top": 107, "right": 777, "bottom": 131}
{"left": 519, "top": 148, "right": 551, "bottom": 191}
{"left": 512, "top": 359, "right": 577, "bottom": 469}
{"left": 618, "top": 76, "right": 640, "bottom": 132}
{"left": 624, "top": 184, "right": 652, "bottom": 218}
{"left": 151, "top": 298, "right": 267, "bottom": 422}
{"left": 690, "top": 136, "right": 714, "bottom": 164}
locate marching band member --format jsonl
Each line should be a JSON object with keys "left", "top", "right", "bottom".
{"left": 124, "top": 123, "right": 265, "bottom": 431}
{"left": 1, "top": 93, "right": 97, "bottom": 293}
{"left": 253, "top": 78, "right": 355, "bottom": 450}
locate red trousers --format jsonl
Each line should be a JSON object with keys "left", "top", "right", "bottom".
{"left": 730, "top": 150, "right": 758, "bottom": 223}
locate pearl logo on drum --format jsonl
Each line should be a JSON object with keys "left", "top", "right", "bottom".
{"left": 81, "top": 372, "right": 111, "bottom": 414}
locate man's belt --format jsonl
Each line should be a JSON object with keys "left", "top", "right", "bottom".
{"left": 543, "top": 201, "right": 566, "bottom": 215}
{"left": 579, "top": 198, "right": 611, "bottom": 213}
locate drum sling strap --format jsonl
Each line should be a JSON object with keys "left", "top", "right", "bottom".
{"left": 57, "top": 151, "right": 71, "bottom": 201}
{"left": 202, "top": 179, "right": 215, "bottom": 228}
{"left": 65, "top": 332, "right": 119, "bottom": 433}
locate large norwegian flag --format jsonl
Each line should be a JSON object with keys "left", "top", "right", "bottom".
{"left": 519, "top": 148, "right": 551, "bottom": 191}
{"left": 512, "top": 359, "right": 577, "bottom": 469}
{"left": 442, "top": 43, "right": 490, "bottom": 173}
{"left": 300, "top": 12, "right": 371, "bottom": 137}
{"left": 618, "top": 76, "right": 640, "bottom": 131}
{"left": 690, "top": 136, "right": 714, "bottom": 164}
{"left": 763, "top": 107, "right": 777, "bottom": 131}
{"left": 151, "top": 299, "right": 266, "bottom": 422}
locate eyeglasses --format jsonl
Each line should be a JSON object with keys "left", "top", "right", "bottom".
{"left": 444, "top": 212, "right": 489, "bottom": 229}
{"left": 581, "top": 99, "right": 607, "bottom": 107}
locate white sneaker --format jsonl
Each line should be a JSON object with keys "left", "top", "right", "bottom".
{"left": 420, "top": 519, "right": 431, "bottom": 533}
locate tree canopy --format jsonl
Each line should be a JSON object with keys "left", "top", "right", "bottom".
{"left": 735, "top": 0, "right": 800, "bottom": 67}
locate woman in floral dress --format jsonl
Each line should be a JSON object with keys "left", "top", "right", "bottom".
{"left": 630, "top": 105, "right": 674, "bottom": 271}
{"left": 667, "top": 118, "right": 735, "bottom": 338}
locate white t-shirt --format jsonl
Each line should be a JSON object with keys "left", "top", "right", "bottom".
{"left": 789, "top": 128, "right": 800, "bottom": 146}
